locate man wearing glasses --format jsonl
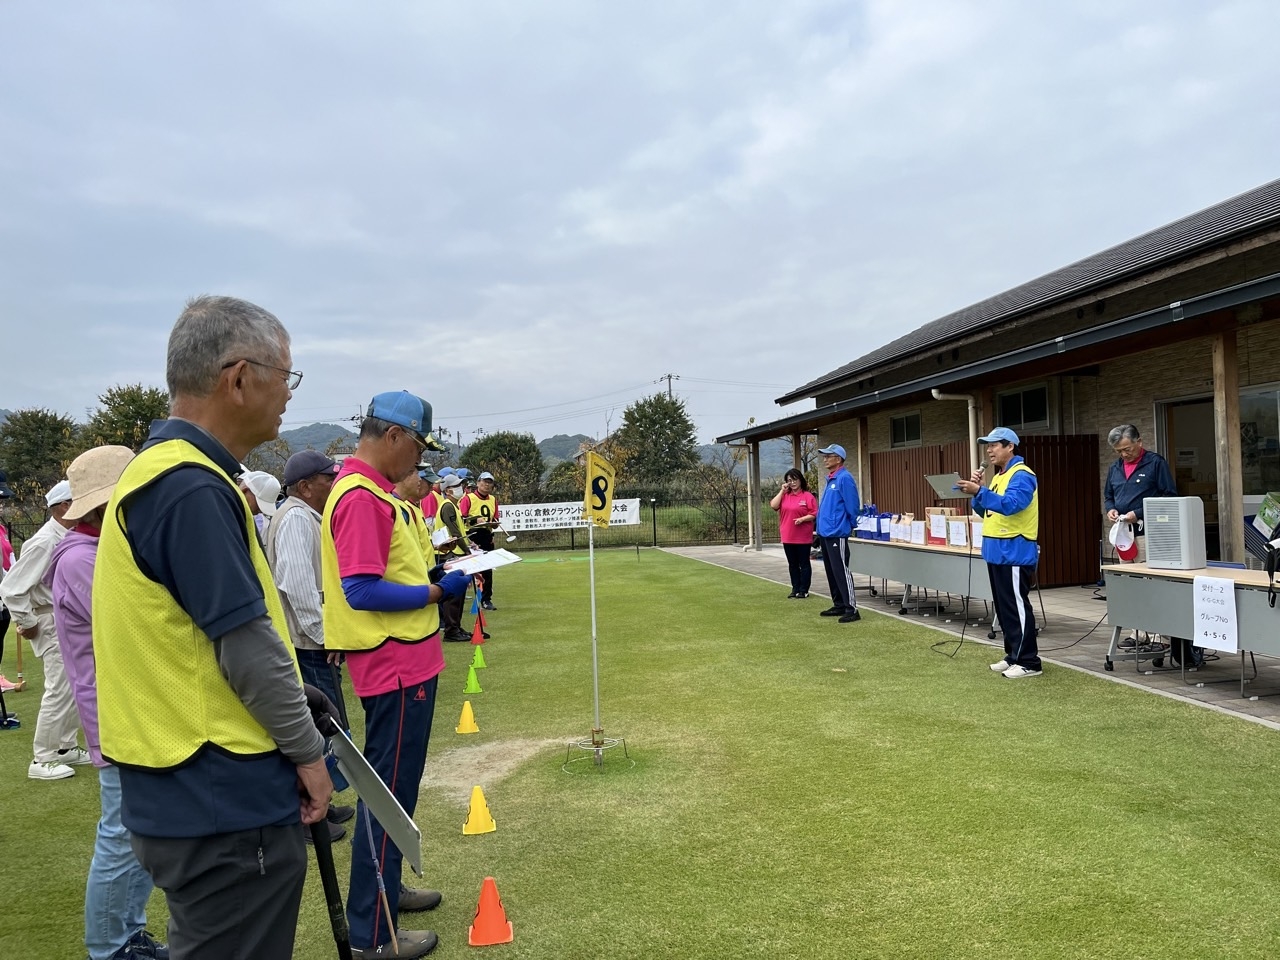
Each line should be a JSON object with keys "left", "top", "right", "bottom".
{"left": 94, "top": 296, "right": 331, "bottom": 959}
{"left": 320, "top": 391, "right": 470, "bottom": 959}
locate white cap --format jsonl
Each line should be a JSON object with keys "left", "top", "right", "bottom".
{"left": 45, "top": 479, "right": 73, "bottom": 508}
{"left": 1108, "top": 519, "right": 1134, "bottom": 550}
{"left": 239, "top": 470, "right": 281, "bottom": 517}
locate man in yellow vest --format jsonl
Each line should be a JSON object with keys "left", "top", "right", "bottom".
{"left": 459, "top": 471, "right": 500, "bottom": 610}
{"left": 321, "top": 391, "right": 470, "bottom": 959}
{"left": 956, "top": 427, "right": 1042, "bottom": 679}
{"left": 93, "top": 295, "right": 332, "bottom": 959}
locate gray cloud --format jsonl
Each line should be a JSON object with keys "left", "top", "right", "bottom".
{"left": 2, "top": 0, "right": 1277, "bottom": 442}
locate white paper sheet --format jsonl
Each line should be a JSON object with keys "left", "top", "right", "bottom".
{"left": 948, "top": 520, "right": 968, "bottom": 547}
{"left": 1192, "top": 575, "right": 1238, "bottom": 653}
{"left": 929, "top": 514, "right": 948, "bottom": 540}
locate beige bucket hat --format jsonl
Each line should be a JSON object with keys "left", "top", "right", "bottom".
{"left": 64, "top": 446, "right": 136, "bottom": 522}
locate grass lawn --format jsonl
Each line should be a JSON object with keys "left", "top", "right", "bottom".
{"left": 4, "top": 548, "right": 1280, "bottom": 959}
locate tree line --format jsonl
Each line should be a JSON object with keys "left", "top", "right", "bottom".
{"left": 0, "top": 388, "right": 747, "bottom": 519}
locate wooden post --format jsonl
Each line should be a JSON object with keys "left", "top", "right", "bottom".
{"left": 1212, "top": 330, "right": 1243, "bottom": 564}
{"left": 790, "top": 433, "right": 802, "bottom": 470}
{"left": 857, "top": 417, "right": 871, "bottom": 505}
{"left": 979, "top": 387, "right": 995, "bottom": 439}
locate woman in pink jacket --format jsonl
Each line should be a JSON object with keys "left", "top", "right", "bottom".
{"left": 770, "top": 469, "right": 818, "bottom": 599}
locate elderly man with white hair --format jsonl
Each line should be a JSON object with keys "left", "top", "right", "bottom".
{"left": 0, "top": 478, "right": 88, "bottom": 779}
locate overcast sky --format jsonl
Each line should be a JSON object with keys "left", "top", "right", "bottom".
{"left": 2, "top": 1, "right": 1278, "bottom": 445}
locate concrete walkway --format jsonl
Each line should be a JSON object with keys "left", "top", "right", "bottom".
{"left": 664, "top": 543, "right": 1280, "bottom": 730}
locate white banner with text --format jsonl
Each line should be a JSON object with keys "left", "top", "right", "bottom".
{"left": 501, "top": 498, "right": 642, "bottom": 531}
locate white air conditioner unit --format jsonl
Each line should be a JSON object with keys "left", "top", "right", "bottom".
{"left": 1143, "top": 496, "right": 1207, "bottom": 570}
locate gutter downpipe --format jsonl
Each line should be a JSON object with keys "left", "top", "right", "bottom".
{"left": 931, "top": 389, "right": 979, "bottom": 474}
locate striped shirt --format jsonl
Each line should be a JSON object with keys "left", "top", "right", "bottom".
{"left": 267, "top": 497, "right": 325, "bottom": 648}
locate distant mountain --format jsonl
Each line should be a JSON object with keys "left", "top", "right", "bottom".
{"left": 280, "top": 422, "right": 356, "bottom": 455}
{"left": 538, "top": 433, "right": 593, "bottom": 465}
{"left": 698, "top": 438, "right": 799, "bottom": 480}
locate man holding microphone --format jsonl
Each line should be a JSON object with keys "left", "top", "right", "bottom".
{"left": 956, "top": 427, "right": 1042, "bottom": 679}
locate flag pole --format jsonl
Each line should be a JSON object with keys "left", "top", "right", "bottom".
{"left": 588, "top": 521, "right": 602, "bottom": 765}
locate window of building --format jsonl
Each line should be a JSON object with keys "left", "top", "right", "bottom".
{"left": 890, "top": 412, "right": 922, "bottom": 448}
{"left": 997, "top": 385, "right": 1050, "bottom": 433}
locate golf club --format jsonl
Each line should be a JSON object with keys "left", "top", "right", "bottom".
{"left": 12, "top": 633, "right": 25, "bottom": 692}
{"left": 494, "top": 524, "right": 516, "bottom": 543}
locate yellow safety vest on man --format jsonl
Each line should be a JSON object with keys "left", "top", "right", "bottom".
{"left": 462, "top": 492, "right": 497, "bottom": 528}
{"left": 94, "top": 439, "right": 299, "bottom": 770}
{"left": 982, "top": 461, "right": 1039, "bottom": 541}
{"left": 433, "top": 498, "right": 469, "bottom": 557}
{"left": 320, "top": 471, "right": 439, "bottom": 652}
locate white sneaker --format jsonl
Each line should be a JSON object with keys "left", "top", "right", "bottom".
{"left": 1002, "top": 664, "right": 1043, "bottom": 679}
{"left": 60, "top": 747, "right": 92, "bottom": 766}
{"left": 29, "top": 760, "right": 75, "bottom": 780}
{"left": 989, "top": 659, "right": 1010, "bottom": 672}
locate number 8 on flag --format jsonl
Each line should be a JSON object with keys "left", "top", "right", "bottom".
{"left": 583, "top": 452, "right": 615, "bottom": 529}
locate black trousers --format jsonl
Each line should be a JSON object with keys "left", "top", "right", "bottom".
{"left": 988, "top": 563, "right": 1041, "bottom": 670}
{"left": 782, "top": 543, "right": 813, "bottom": 595}
{"left": 819, "top": 536, "right": 856, "bottom": 612}
{"left": 133, "top": 823, "right": 307, "bottom": 960}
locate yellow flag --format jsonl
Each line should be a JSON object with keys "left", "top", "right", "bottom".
{"left": 583, "top": 452, "right": 615, "bottom": 528}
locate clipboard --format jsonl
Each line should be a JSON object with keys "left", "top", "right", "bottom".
{"left": 329, "top": 726, "right": 423, "bottom": 876}
{"left": 925, "top": 473, "right": 968, "bottom": 500}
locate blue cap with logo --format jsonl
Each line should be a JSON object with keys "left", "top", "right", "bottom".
{"left": 366, "top": 391, "right": 446, "bottom": 450}
{"left": 817, "top": 444, "right": 847, "bottom": 460}
{"left": 977, "top": 427, "right": 1020, "bottom": 446}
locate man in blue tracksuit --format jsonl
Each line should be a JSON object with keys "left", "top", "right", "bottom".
{"left": 815, "top": 444, "right": 862, "bottom": 624}
{"left": 956, "top": 428, "right": 1041, "bottom": 678}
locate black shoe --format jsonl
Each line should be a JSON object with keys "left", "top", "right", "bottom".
{"left": 351, "top": 929, "right": 439, "bottom": 958}
{"left": 443, "top": 630, "right": 471, "bottom": 642}
{"left": 839, "top": 610, "right": 862, "bottom": 623}
{"left": 820, "top": 607, "right": 843, "bottom": 617}
{"left": 304, "top": 820, "right": 347, "bottom": 844}
{"left": 795, "top": 592, "right": 809, "bottom": 599}
{"left": 481, "top": 600, "right": 497, "bottom": 611}
{"left": 123, "top": 929, "right": 168, "bottom": 959}
{"left": 786, "top": 590, "right": 798, "bottom": 598}
{"left": 399, "top": 884, "right": 443, "bottom": 911}
{"left": 328, "top": 803, "right": 355, "bottom": 824}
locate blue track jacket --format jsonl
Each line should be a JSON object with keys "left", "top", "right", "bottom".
{"left": 1102, "top": 449, "right": 1177, "bottom": 531}
{"left": 817, "top": 467, "right": 861, "bottom": 538}
{"left": 971, "top": 455, "right": 1039, "bottom": 567}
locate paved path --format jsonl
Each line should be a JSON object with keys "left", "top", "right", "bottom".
{"left": 664, "top": 544, "right": 1280, "bottom": 730}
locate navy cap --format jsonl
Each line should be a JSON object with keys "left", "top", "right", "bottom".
{"left": 283, "top": 450, "right": 338, "bottom": 487}
{"left": 977, "top": 427, "right": 1020, "bottom": 446}
{"left": 418, "top": 465, "right": 441, "bottom": 483}
{"left": 817, "top": 444, "right": 847, "bottom": 460}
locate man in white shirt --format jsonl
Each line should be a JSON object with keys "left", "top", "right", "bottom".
{"left": 0, "top": 480, "right": 89, "bottom": 779}
{"left": 264, "top": 450, "right": 353, "bottom": 841}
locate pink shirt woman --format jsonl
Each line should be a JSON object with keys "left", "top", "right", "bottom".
{"left": 770, "top": 470, "right": 817, "bottom": 598}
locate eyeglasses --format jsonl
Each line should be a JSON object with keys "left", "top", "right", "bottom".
{"left": 222, "top": 358, "right": 303, "bottom": 390}
{"left": 401, "top": 428, "right": 428, "bottom": 453}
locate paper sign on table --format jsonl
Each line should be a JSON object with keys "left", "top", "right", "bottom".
{"left": 1192, "top": 575, "right": 1238, "bottom": 653}
{"left": 971, "top": 521, "right": 983, "bottom": 549}
{"left": 948, "top": 520, "right": 968, "bottom": 547}
{"left": 910, "top": 521, "right": 926, "bottom": 545}
{"left": 929, "top": 514, "right": 948, "bottom": 540}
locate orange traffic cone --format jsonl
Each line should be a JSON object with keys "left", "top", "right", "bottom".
{"left": 468, "top": 876, "right": 514, "bottom": 946}
{"left": 456, "top": 700, "right": 479, "bottom": 735}
{"left": 463, "top": 785, "right": 496, "bottom": 835}
{"left": 470, "top": 617, "right": 486, "bottom": 645}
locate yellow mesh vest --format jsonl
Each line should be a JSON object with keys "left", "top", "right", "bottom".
{"left": 462, "top": 493, "right": 497, "bottom": 528}
{"left": 981, "top": 461, "right": 1039, "bottom": 541}
{"left": 94, "top": 439, "right": 300, "bottom": 770}
{"left": 432, "top": 499, "right": 468, "bottom": 556}
{"left": 320, "top": 472, "right": 438, "bottom": 652}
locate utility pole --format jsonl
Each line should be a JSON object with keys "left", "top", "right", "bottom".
{"left": 659, "top": 373, "right": 679, "bottom": 399}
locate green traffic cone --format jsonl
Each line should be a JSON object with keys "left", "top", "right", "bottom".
{"left": 471, "top": 645, "right": 487, "bottom": 670}
{"left": 463, "top": 665, "right": 483, "bottom": 694}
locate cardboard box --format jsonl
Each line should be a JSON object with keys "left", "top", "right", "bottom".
{"left": 1253, "top": 492, "right": 1280, "bottom": 536}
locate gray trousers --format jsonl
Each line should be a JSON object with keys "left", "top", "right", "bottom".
{"left": 132, "top": 823, "right": 307, "bottom": 960}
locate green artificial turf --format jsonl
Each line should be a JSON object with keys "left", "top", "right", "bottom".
{"left": 4, "top": 548, "right": 1280, "bottom": 959}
